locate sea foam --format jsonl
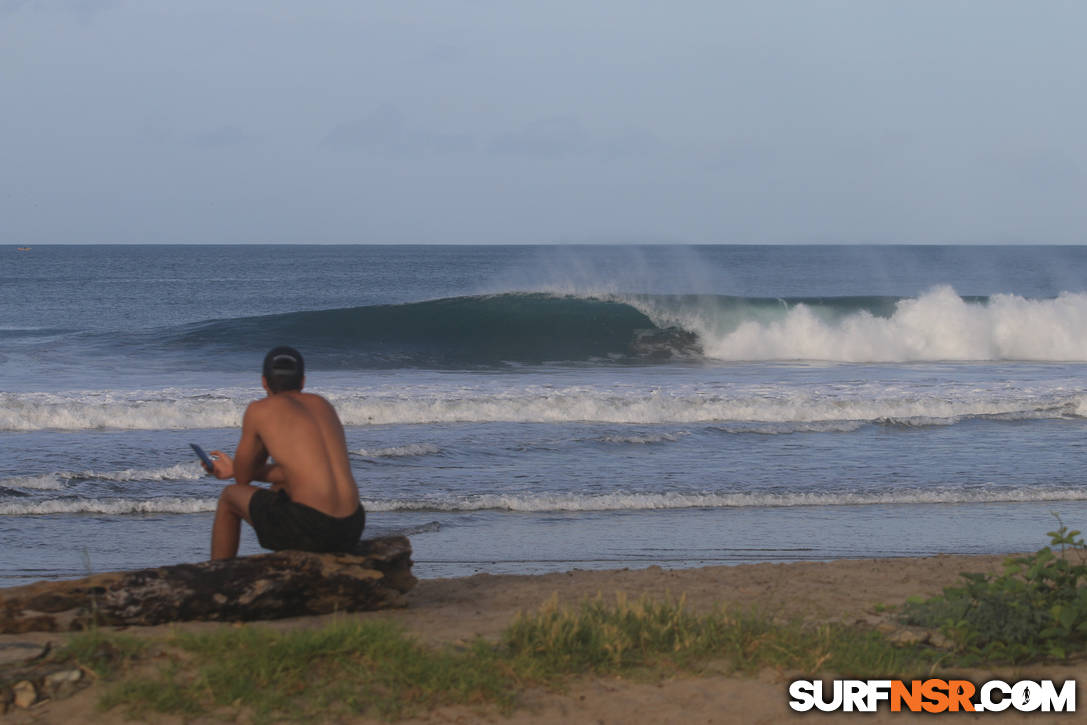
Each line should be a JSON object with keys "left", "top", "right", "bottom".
{"left": 0, "top": 463, "right": 208, "bottom": 490}
{"left": 5, "top": 487, "right": 1084, "bottom": 516}
{"left": 0, "top": 474, "right": 65, "bottom": 491}
{"left": 598, "top": 432, "right": 689, "bottom": 444}
{"left": 2, "top": 386, "right": 1083, "bottom": 431}
{"left": 351, "top": 444, "right": 442, "bottom": 458}
{"left": 0, "top": 390, "right": 242, "bottom": 432}
{"left": 628, "top": 287, "right": 1087, "bottom": 362}
{"left": 0, "top": 497, "right": 218, "bottom": 516}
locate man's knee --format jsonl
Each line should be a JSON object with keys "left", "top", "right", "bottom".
{"left": 218, "top": 484, "right": 257, "bottom": 518}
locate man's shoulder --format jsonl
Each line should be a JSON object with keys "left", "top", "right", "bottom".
{"left": 249, "top": 392, "right": 331, "bottom": 413}
{"left": 246, "top": 396, "right": 275, "bottom": 410}
{"left": 244, "top": 395, "right": 299, "bottom": 417}
{"left": 242, "top": 395, "right": 306, "bottom": 431}
{"left": 243, "top": 397, "right": 274, "bottom": 421}
{"left": 300, "top": 393, "right": 340, "bottom": 419}
{"left": 296, "top": 391, "right": 334, "bottom": 407}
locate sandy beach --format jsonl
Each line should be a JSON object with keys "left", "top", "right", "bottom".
{"left": 5, "top": 552, "right": 1084, "bottom": 724}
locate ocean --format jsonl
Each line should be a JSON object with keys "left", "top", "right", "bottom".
{"left": 3, "top": 244, "right": 1087, "bottom": 587}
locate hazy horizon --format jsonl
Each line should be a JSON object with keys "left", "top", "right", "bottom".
{"left": 12, "top": 241, "right": 1087, "bottom": 247}
{"left": 3, "top": 1, "right": 1085, "bottom": 244}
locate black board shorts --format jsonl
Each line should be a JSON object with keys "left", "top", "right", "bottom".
{"left": 248, "top": 488, "right": 365, "bottom": 553}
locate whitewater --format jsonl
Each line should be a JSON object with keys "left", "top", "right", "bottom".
{"left": 627, "top": 287, "right": 1087, "bottom": 362}
{"left": 3, "top": 244, "right": 1087, "bottom": 583}
{"left": 3, "top": 379, "right": 1086, "bottom": 431}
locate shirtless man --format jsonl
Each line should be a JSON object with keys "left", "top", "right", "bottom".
{"left": 207, "top": 346, "right": 364, "bottom": 559}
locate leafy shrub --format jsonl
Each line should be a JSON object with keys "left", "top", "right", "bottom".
{"left": 901, "top": 521, "right": 1087, "bottom": 661}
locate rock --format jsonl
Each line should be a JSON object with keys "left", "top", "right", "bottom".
{"left": 887, "top": 628, "right": 929, "bottom": 646}
{"left": 42, "top": 668, "right": 83, "bottom": 700}
{"left": 929, "top": 631, "right": 953, "bottom": 649}
{"left": 0, "top": 536, "right": 415, "bottom": 633}
{"left": 12, "top": 680, "right": 36, "bottom": 709}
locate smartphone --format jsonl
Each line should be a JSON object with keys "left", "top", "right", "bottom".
{"left": 189, "top": 443, "right": 215, "bottom": 472}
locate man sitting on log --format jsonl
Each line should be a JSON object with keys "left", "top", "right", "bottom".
{"left": 207, "top": 346, "right": 365, "bottom": 559}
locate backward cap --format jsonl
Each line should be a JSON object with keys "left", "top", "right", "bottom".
{"left": 262, "top": 345, "right": 304, "bottom": 379}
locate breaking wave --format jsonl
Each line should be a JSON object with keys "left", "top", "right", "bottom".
{"left": 597, "top": 432, "right": 690, "bottom": 445}
{"left": 352, "top": 444, "right": 442, "bottom": 459}
{"left": 58, "top": 287, "right": 1087, "bottom": 370}
{"left": 0, "top": 391, "right": 242, "bottom": 432}
{"left": 0, "top": 497, "right": 218, "bottom": 516}
{"left": 3, "top": 387, "right": 1085, "bottom": 432}
{"left": 0, "top": 464, "right": 207, "bottom": 491}
{"left": 168, "top": 288, "right": 1087, "bottom": 365}
{"left": 623, "top": 287, "right": 1087, "bottom": 362}
{"left": 5, "top": 487, "right": 1087, "bottom": 516}
{"left": 0, "top": 474, "right": 65, "bottom": 491}
{"left": 361, "top": 488, "right": 1087, "bottom": 512}
{"left": 160, "top": 292, "right": 697, "bottom": 366}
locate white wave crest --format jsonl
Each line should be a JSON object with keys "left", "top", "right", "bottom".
{"left": 711, "top": 421, "right": 867, "bottom": 434}
{"left": 0, "top": 389, "right": 244, "bottom": 432}
{"left": 352, "top": 444, "right": 442, "bottom": 458}
{"left": 81, "top": 463, "right": 209, "bottom": 482}
{"left": 0, "top": 463, "right": 207, "bottom": 490}
{"left": 2, "top": 382, "right": 1084, "bottom": 431}
{"left": 0, "top": 474, "right": 64, "bottom": 490}
{"left": 598, "top": 432, "right": 688, "bottom": 445}
{"left": 361, "top": 487, "right": 1087, "bottom": 513}
{"left": 331, "top": 391, "right": 1078, "bottom": 428}
{"left": 631, "top": 287, "right": 1087, "bottom": 362}
{"left": 0, "top": 497, "right": 217, "bottom": 516}
{"left": 5, "top": 487, "right": 1087, "bottom": 516}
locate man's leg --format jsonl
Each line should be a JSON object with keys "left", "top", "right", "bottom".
{"left": 211, "top": 483, "right": 259, "bottom": 560}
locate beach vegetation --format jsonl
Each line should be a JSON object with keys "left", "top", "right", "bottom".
{"left": 901, "top": 521, "right": 1087, "bottom": 662}
{"left": 68, "top": 596, "right": 938, "bottom": 721}
{"left": 61, "top": 628, "right": 148, "bottom": 679}
{"left": 502, "top": 593, "right": 928, "bottom": 678}
{"left": 95, "top": 620, "right": 515, "bottom": 720}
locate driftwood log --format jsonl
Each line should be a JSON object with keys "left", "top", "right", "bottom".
{"left": 0, "top": 536, "right": 415, "bottom": 633}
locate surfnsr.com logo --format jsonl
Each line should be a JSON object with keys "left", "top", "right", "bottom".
{"left": 789, "top": 679, "right": 1075, "bottom": 713}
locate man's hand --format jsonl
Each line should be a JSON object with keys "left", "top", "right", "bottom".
{"left": 209, "top": 450, "right": 235, "bottom": 480}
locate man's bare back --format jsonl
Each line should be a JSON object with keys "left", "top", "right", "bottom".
{"left": 207, "top": 346, "right": 364, "bottom": 559}
{"left": 233, "top": 391, "right": 359, "bottom": 517}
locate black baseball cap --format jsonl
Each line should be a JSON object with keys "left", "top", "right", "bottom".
{"left": 262, "top": 345, "right": 304, "bottom": 381}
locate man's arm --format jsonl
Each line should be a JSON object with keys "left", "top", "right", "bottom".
{"left": 208, "top": 455, "right": 286, "bottom": 487}
{"left": 232, "top": 404, "right": 269, "bottom": 486}
{"left": 252, "top": 462, "right": 287, "bottom": 488}
{"left": 208, "top": 405, "right": 289, "bottom": 486}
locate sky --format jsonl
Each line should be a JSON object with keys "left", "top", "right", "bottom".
{"left": 2, "top": 0, "right": 1085, "bottom": 243}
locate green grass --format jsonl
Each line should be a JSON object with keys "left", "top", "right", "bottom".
{"left": 61, "top": 629, "right": 148, "bottom": 679}
{"left": 62, "top": 595, "right": 946, "bottom": 722}
{"left": 503, "top": 593, "right": 935, "bottom": 678}
{"left": 95, "top": 620, "right": 516, "bottom": 721}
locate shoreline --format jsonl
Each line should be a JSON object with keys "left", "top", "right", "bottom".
{"left": 0, "top": 551, "right": 1024, "bottom": 648}
{"left": 394, "top": 552, "right": 1014, "bottom": 644}
{"left": 11, "top": 551, "right": 1083, "bottom": 724}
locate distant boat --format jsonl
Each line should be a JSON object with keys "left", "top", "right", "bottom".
{"left": 16, "top": 247, "right": 31, "bottom": 251}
